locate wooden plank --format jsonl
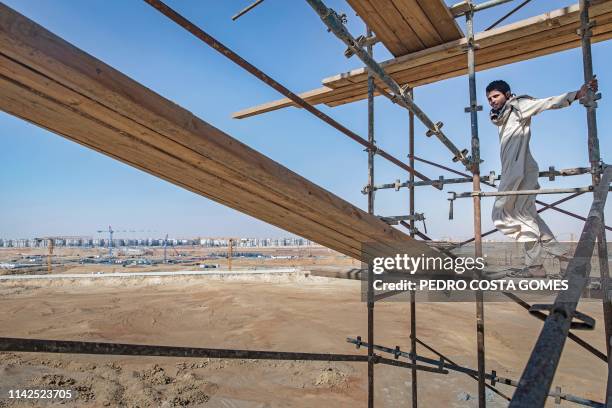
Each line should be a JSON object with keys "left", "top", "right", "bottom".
{"left": 0, "top": 61, "right": 368, "bottom": 260}
{"left": 347, "top": 0, "right": 410, "bottom": 56}
{"left": 390, "top": 0, "right": 443, "bottom": 47}
{"left": 346, "top": 0, "right": 460, "bottom": 56}
{"left": 325, "top": 28, "right": 612, "bottom": 107}
{"left": 234, "top": 1, "right": 612, "bottom": 117}
{"left": 366, "top": 0, "right": 424, "bottom": 52}
{"left": 323, "top": 17, "right": 612, "bottom": 106}
{"left": 323, "top": 13, "right": 612, "bottom": 102}
{"left": 324, "top": 1, "right": 612, "bottom": 88}
{"left": 232, "top": 87, "right": 331, "bottom": 119}
{"left": 415, "top": 0, "right": 463, "bottom": 42}
{"left": 0, "top": 3, "right": 442, "bottom": 262}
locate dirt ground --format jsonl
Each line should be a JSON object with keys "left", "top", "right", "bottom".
{"left": 0, "top": 272, "right": 607, "bottom": 407}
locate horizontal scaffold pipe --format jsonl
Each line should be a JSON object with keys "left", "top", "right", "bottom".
{"left": 370, "top": 166, "right": 591, "bottom": 191}
{"left": 0, "top": 337, "right": 447, "bottom": 374}
{"left": 347, "top": 337, "right": 604, "bottom": 407}
{"left": 454, "top": 185, "right": 610, "bottom": 198}
{"left": 454, "top": 186, "right": 611, "bottom": 198}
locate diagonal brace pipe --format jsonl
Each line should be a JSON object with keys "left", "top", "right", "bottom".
{"left": 304, "top": 0, "right": 471, "bottom": 167}
{"left": 143, "top": 0, "right": 436, "bottom": 188}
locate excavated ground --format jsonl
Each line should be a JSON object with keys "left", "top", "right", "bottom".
{"left": 0, "top": 272, "right": 606, "bottom": 407}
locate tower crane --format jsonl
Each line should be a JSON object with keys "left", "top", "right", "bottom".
{"left": 34, "top": 236, "right": 92, "bottom": 273}
{"left": 215, "top": 237, "right": 238, "bottom": 270}
{"left": 163, "top": 234, "right": 180, "bottom": 263}
{"left": 95, "top": 227, "right": 155, "bottom": 260}
{"left": 96, "top": 225, "right": 115, "bottom": 258}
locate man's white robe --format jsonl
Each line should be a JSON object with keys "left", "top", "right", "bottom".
{"left": 491, "top": 92, "right": 577, "bottom": 265}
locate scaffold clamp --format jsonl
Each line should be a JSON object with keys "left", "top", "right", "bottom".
{"left": 464, "top": 104, "right": 483, "bottom": 113}
{"left": 576, "top": 20, "right": 596, "bottom": 38}
{"left": 529, "top": 304, "right": 596, "bottom": 330}
{"left": 394, "top": 179, "right": 402, "bottom": 191}
{"left": 488, "top": 170, "right": 496, "bottom": 185}
{"left": 364, "top": 144, "right": 379, "bottom": 155}
{"left": 425, "top": 121, "right": 443, "bottom": 137}
{"left": 453, "top": 148, "right": 469, "bottom": 163}
{"left": 549, "top": 166, "right": 556, "bottom": 181}
{"left": 447, "top": 192, "right": 457, "bottom": 220}
{"left": 433, "top": 175, "right": 445, "bottom": 189}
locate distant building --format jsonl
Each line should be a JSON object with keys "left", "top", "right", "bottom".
{"left": 0, "top": 235, "right": 317, "bottom": 249}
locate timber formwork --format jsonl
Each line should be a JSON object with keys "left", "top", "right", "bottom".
{"left": 0, "top": 1, "right": 610, "bottom": 407}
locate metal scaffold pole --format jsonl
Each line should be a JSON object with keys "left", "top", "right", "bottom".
{"left": 366, "top": 25, "right": 375, "bottom": 408}
{"left": 143, "top": 0, "right": 432, "bottom": 185}
{"left": 578, "top": 1, "right": 611, "bottom": 404}
{"left": 509, "top": 167, "right": 611, "bottom": 407}
{"left": 408, "top": 88, "right": 418, "bottom": 408}
{"left": 465, "top": 5, "right": 486, "bottom": 407}
{"left": 579, "top": 0, "right": 602, "bottom": 184}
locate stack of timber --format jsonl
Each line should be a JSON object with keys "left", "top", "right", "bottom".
{"left": 346, "top": 0, "right": 463, "bottom": 56}
{"left": 234, "top": 1, "right": 612, "bottom": 118}
{"left": 0, "top": 4, "right": 442, "bottom": 264}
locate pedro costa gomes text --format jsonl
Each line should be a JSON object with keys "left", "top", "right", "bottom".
{"left": 373, "top": 279, "right": 569, "bottom": 291}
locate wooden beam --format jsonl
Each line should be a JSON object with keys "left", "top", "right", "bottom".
{"left": 0, "top": 3, "right": 441, "bottom": 262}
{"left": 346, "top": 0, "right": 462, "bottom": 56}
{"left": 322, "top": 17, "right": 612, "bottom": 106}
{"left": 234, "top": 1, "right": 612, "bottom": 118}
{"left": 323, "top": 1, "right": 612, "bottom": 88}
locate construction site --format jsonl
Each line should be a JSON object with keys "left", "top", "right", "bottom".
{"left": 0, "top": 0, "right": 610, "bottom": 407}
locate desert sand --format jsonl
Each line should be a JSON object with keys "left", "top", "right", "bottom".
{"left": 0, "top": 271, "right": 607, "bottom": 407}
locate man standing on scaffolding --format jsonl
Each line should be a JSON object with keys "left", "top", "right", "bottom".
{"left": 486, "top": 78, "right": 598, "bottom": 278}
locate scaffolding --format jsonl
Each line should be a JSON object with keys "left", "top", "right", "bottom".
{"left": 0, "top": 0, "right": 610, "bottom": 407}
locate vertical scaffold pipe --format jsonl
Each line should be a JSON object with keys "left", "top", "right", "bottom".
{"left": 465, "top": 7, "right": 486, "bottom": 408}
{"left": 579, "top": 2, "right": 610, "bottom": 404}
{"left": 408, "top": 88, "right": 418, "bottom": 408}
{"left": 579, "top": 0, "right": 601, "bottom": 184}
{"left": 366, "top": 25, "right": 375, "bottom": 408}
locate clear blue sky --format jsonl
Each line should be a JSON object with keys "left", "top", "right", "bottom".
{"left": 0, "top": 0, "right": 609, "bottom": 241}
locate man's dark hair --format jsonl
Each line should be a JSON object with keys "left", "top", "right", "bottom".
{"left": 486, "top": 80, "right": 511, "bottom": 95}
